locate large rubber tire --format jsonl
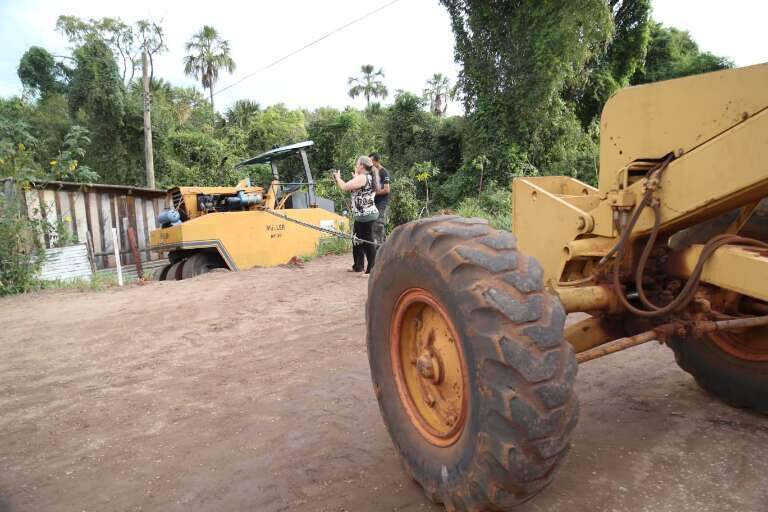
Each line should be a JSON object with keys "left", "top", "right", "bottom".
{"left": 668, "top": 333, "right": 768, "bottom": 414}
{"left": 367, "top": 216, "right": 578, "bottom": 511}
{"left": 152, "top": 263, "right": 172, "bottom": 281}
{"left": 165, "top": 260, "right": 185, "bottom": 281}
{"left": 181, "top": 252, "right": 225, "bottom": 279}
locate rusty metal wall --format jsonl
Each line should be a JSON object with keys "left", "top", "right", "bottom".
{"left": 3, "top": 179, "right": 169, "bottom": 270}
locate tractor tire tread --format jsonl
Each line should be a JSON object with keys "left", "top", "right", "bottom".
{"left": 368, "top": 216, "right": 578, "bottom": 510}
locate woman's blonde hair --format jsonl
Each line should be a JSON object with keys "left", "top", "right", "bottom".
{"left": 357, "top": 156, "right": 374, "bottom": 171}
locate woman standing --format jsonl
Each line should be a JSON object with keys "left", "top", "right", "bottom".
{"left": 333, "top": 156, "right": 378, "bottom": 273}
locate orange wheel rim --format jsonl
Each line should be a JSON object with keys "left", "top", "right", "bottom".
{"left": 710, "top": 324, "right": 768, "bottom": 361}
{"left": 390, "top": 288, "right": 468, "bottom": 447}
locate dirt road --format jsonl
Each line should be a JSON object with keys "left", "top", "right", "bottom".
{"left": 0, "top": 254, "right": 766, "bottom": 511}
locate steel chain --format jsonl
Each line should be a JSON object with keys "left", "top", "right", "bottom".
{"left": 263, "top": 208, "right": 380, "bottom": 247}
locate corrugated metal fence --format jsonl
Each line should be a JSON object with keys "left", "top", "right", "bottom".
{"left": 2, "top": 178, "right": 170, "bottom": 270}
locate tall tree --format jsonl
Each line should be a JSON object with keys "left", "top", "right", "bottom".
{"left": 17, "top": 46, "right": 69, "bottom": 99}
{"left": 55, "top": 16, "right": 166, "bottom": 84}
{"left": 347, "top": 64, "right": 388, "bottom": 108}
{"left": 630, "top": 22, "right": 733, "bottom": 84}
{"left": 570, "top": 0, "right": 652, "bottom": 127}
{"left": 67, "top": 39, "right": 130, "bottom": 183}
{"left": 440, "top": 0, "right": 613, "bottom": 175}
{"left": 183, "top": 25, "right": 236, "bottom": 114}
{"left": 423, "top": 73, "right": 455, "bottom": 118}
{"left": 224, "top": 99, "right": 261, "bottom": 129}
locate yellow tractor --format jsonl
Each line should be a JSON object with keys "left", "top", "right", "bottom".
{"left": 367, "top": 63, "right": 768, "bottom": 510}
{"left": 149, "top": 141, "right": 347, "bottom": 280}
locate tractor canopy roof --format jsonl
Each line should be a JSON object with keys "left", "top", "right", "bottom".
{"left": 235, "top": 141, "right": 314, "bottom": 167}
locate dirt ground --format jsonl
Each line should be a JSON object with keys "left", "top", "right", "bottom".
{"left": 0, "top": 254, "right": 766, "bottom": 512}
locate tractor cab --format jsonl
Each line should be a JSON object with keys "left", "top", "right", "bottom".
{"left": 235, "top": 140, "right": 335, "bottom": 213}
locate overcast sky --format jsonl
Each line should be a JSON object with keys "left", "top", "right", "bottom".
{"left": 0, "top": 0, "right": 766, "bottom": 114}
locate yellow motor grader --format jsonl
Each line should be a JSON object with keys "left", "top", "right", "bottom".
{"left": 367, "top": 63, "right": 768, "bottom": 510}
{"left": 149, "top": 141, "right": 347, "bottom": 280}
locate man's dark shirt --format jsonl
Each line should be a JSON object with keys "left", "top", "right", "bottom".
{"left": 374, "top": 167, "right": 391, "bottom": 212}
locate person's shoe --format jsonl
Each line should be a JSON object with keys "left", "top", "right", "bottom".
{"left": 349, "top": 266, "right": 364, "bottom": 273}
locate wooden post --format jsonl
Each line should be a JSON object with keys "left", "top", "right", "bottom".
{"left": 112, "top": 227, "right": 123, "bottom": 286}
{"left": 142, "top": 50, "right": 155, "bottom": 189}
{"left": 85, "top": 231, "right": 97, "bottom": 274}
{"left": 127, "top": 227, "right": 143, "bottom": 279}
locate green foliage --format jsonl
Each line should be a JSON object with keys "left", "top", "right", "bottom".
{"left": 455, "top": 189, "right": 512, "bottom": 231}
{"left": 433, "top": 116, "right": 465, "bottom": 175}
{"left": 385, "top": 93, "right": 437, "bottom": 172}
{"left": 50, "top": 218, "right": 79, "bottom": 248}
{"left": 0, "top": 194, "right": 46, "bottom": 296}
{"left": 49, "top": 125, "right": 99, "bottom": 182}
{"left": 423, "top": 73, "right": 456, "bottom": 118}
{"left": 442, "top": 0, "right": 613, "bottom": 177}
{"left": 307, "top": 108, "right": 384, "bottom": 172}
{"left": 183, "top": 25, "right": 236, "bottom": 111}
{"left": 631, "top": 22, "right": 733, "bottom": 84}
{"left": 314, "top": 174, "right": 350, "bottom": 215}
{"left": 18, "top": 47, "right": 68, "bottom": 98}
{"left": 246, "top": 104, "right": 308, "bottom": 154}
{"left": 224, "top": 99, "right": 261, "bottom": 129}
{"left": 160, "top": 130, "right": 228, "bottom": 186}
{"left": 37, "top": 271, "right": 132, "bottom": 292}
{"left": 317, "top": 237, "right": 352, "bottom": 256}
{"left": 68, "top": 38, "right": 132, "bottom": 183}
{"left": 571, "top": 0, "right": 652, "bottom": 127}
{"left": 57, "top": 16, "right": 166, "bottom": 84}
{"left": 348, "top": 64, "right": 388, "bottom": 108}
{"left": 387, "top": 176, "right": 420, "bottom": 227}
{"left": 0, "top": 118, "right": 42, "bottom": 182}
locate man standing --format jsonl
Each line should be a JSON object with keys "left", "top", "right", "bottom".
{"left": 369, "top": 152, "right": 391, "bottom": 245}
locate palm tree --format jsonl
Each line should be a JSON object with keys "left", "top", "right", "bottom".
{"left": 423, "top": 73, "right": 455, "bottom": 118}
{"left": 183, "top": 25, "right": 236, "bottom": 114}
{"left": 224, "top": 99, "right": 261, "bottom": 129}
{"left": 348, "top": 64, "right": 388, "bottom": 108}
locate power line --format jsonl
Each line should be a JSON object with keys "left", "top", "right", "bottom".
{"left": 214, "top": 0, "right": 403, "bottom": 97}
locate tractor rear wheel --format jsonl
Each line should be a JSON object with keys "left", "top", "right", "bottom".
{"left": 165, "top": 260, "right": 185, "bottom": 281}
{"left": 181, "top": 252, "right": 225, "bottom": 279}
{"left": 367, "top": 216, "right": 578, "bottom": 510}
{"left": 152, "top": 263, "right": 172, "bottom": 281}
{"left": 668, "top": 322, "right": 768, "bottom": 414}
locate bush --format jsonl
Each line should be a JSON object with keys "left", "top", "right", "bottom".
{"left": 0, "top": 195, "right": 46, "bottom": 295}
{"left": 456, "top": 185, "right": 512, "bottom": 231}
{"left": 387, "top": 176, "right": 420, "bottom": 228}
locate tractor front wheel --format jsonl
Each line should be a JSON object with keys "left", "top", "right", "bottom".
{"left": 367, "top": 216, "right": 578, "bottom": 510}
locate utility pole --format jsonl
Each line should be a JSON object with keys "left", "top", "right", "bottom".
{"left": 142, "top": 50, "right": 155, "bottom": 189}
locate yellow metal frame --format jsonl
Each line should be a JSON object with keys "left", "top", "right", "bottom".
{"left": 509, "top": 63, "right": 768, "bottom": 355}
{"left": 665, "top": 244, "right": 768, "bottom": 302}
{"left": 150, "top": 208, "right": 347, "bottom": 269}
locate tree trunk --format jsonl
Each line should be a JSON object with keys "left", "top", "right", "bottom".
{"left": 479, "top": 162, "right": 484, "bottom": 194}
{"left": 209, "top": 86, "right": 215, "bottom": 118}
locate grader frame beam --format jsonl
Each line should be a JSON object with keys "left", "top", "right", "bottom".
{"left": 665, "top": 243, "right": 768, "bottom": 302}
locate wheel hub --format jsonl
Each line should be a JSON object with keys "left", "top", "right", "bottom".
{"left": 391, "top": 289, "right": 468, "bottom": 447}
{"left": 415, "top": 350, "right": 443, "bottom": 383}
